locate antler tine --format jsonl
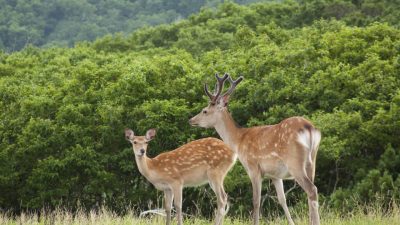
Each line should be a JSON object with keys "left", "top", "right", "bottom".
{"left": 222, "top": 75, "right": 243, "bottom": 97}
{"left": 204, "top": 83, "right": 213, "bottom": 100}
{"left": 213, "top": 73, "right": 229, "bottom": 102}
{"left": 215, "top": 73, "right": 229, "bottom": 82}
{"left": 213, "top": 83, "right": 218, "bottom": 95}
{"left": 203, "top": 73, "right": 229, "bottom": 103}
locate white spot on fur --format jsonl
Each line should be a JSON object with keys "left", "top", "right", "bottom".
{"left": 260, "top": 154, "right": 272, "bottom": 159}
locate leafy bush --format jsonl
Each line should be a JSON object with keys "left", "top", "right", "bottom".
{"left": 0, "top": 1, "right": 399, "bottom": 217}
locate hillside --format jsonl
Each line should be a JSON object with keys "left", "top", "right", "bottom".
{"left": 1, "top": 0, "right": 399, "bottom": 52}
{"left": 0, "top": 1, "right": 399, "bottom": 218}
{"left": 0, "top": 0, "right": 270, "bottom": 52}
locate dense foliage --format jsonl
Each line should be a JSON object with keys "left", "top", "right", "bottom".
{"left": 0, "top": 0, "right": 399, "bottom": 219}
{"left": 0, "top": 0, "right": 269, "bottom": 52}
{"left": 1, "top": 0, "right": 400, "bottom": 52}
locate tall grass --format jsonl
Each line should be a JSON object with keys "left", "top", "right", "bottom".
{"left": 1, "top": 202, "right": 398, "bottom": 225}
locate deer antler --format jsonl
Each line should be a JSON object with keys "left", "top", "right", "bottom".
{"left": 221, "top": 75, "right": 243, "bottom": 97}
{"left": 204, "top": 73, "right": 229, "bottom": 104}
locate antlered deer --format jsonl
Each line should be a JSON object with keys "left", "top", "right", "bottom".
{"left": 189, "top": 74, "right": 321, "bottom": 225}
{"left": 125, "top": 128, "right": 235, "bottom": 225}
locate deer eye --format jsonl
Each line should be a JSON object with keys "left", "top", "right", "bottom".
{"left": 133, "top": 141, "right": 137, "bottom": 144}
{"left": 203, "top": 110, "right": 207, "bottom": 114}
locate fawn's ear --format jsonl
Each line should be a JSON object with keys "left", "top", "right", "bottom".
{"left": 125, "top": 129, "right": 134, "bottom": 140}
{"left": 145, "top": 128, "right": 156, "bottom": 141}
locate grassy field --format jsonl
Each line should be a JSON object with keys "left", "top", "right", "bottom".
{"left": 1, "top": 203, "right": 399, "bottom": 225}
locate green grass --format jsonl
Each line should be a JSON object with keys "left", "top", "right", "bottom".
{"left": 1, "top": 203, "right": 399, "bottom": 225}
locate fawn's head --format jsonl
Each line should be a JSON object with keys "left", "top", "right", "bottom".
{"left": 125, "top": 128, "right": 156, "bottom": 157}
{"left": 189, "top": 73, "right": 242, "bottom": 128}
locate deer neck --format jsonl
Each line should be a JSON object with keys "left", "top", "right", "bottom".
{"left": 214, "top": 109, "right": 243, "bottom": 152}
{"left": 134, "top": 155, "right": 152, "bottom": 178}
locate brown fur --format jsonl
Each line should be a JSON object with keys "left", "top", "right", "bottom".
{"left": 125, "top": 130, "right": 235, "bottom": 225}
{"left": 190, "top": 106, "right": 321, "bottom": 225}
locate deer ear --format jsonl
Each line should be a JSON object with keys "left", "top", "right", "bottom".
{"left": 146, "top": 128, "right": 156, "bottom": 141}
{"left": 125, "top": 129, "right": 134, "bottom": 140}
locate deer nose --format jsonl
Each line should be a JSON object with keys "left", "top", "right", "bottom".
{"left": 189, "top": 118, "right": 196, "bottom": 125}
{"left": 140, "top": 149, "right": 145, "bottom": 154}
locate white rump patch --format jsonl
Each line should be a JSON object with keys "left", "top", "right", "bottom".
{"left": 311, "top": 130, "right": 321, "bottom": 152}
{"left": 297, "top": 129, "right": 321, "bottom": 151}
{"left": 298, "top": 129, "right": 321, "bottom": 163}
{"left": 297, "top": 130, "right": 311, "bottom": 149}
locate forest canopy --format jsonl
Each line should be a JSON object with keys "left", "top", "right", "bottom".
{"left": 0, "top": 0, "right": 399, "bottom": 217}
{"left": 0, "top": 0, "right": 399, "bottom": 52}
{"left": 0, "top": 0, "right": 270, "bottom": 52}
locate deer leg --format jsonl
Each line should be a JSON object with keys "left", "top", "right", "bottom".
{"left": 286, "top": 143, "right": 320, "bottom": 225}
{"left": 164, "top": 189, "right": 173, "bottom": 225}
{"left": 220, "top": 186, "right": 229, "bottom": 216}
{"left": 305, "top": 146, "right": 317, "bottom": 183}
{"left": 172, "top": 186, "right": 183, "bottom": 225}
{"left": 250, "top": 172, "right": 262, "bottom": 225}
{"left": 305, "top": 154, "right": 319, "bottom": 224}
{"left": 292, "top": 171, "right": 320, "bottom": 225}
{"left": 272, "top": 178, "right": 295, "bottom": 225}
{"left": 305, "top": 161, "right": 315, "bottom": 183}
{"left": 208, "top": 172, "right": 227, "bottom": 225}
